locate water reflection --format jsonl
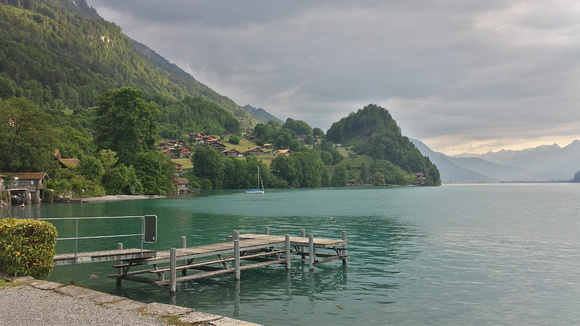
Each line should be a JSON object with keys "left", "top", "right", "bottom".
{"left": 3, "top": 188, "right": 426, "bottom": 325}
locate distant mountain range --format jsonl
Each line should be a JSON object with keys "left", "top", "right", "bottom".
{"left": 241, "top": 105, "right": 284, "bottom": 125}
{"left": 411, "top": 139, "right": 580, "bottom": 183}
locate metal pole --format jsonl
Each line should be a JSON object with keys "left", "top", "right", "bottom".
{"left": 181, "top": 236, "right": 187, "bottom": 276}
{"left": 285, "top": 234, "right": 291, "bottom": 270}
{"left": 74, "top": 218, "right": 79, "bottom": 262}
{"left": 309, "top": 234, "right": 315, "bottom": 271}
{"left": 170, "top": 248, "right": 177, "bottom": 294}
{"left": 116, "top": 242, "right": 123, "bottom": 286}
{"left": 342, "top": 231, "right": 347, "bottom": 265}
{"left": 265, "top": 227, "right": 269, "bottom": 235}
{"left": 140, "top": 217, "right": 145, "bottom": 255}
{"left": 234, "top": 239, "right": 241, "bottom": 281}
{"left": 233, "top": 230, "right": 239, "bottom": 241}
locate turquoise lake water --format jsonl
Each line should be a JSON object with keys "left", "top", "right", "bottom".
{"left": 2, "top": 184, "right": 580, "bottom": 325}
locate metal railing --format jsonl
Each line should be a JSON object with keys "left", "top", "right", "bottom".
{"left": 39, "top": 215, "right": 157, "bottom": 261}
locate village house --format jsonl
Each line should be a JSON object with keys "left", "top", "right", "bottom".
{"left": 222, "top": 148, "right": 242, "bottom": 157}
{"left": 245, "top": 147, "right": 263, "bottom": 156}
{"left": 263, "top": 143, "right": 272, "bottom": 149}
{"left": 175, "top": 163, "right": 184, "bottom": 175}
{"left": 414, "top": 172, "right": 427, "bottom": 186}
{"left": 198, "top": 135, "right": 219, "bottom": 145}
{"left": 276, "top": 149, "right": 292, "bottom": 156}
{"left": 180, "top": 147, "right": 191, "bottom": 158}
{"left": 206, "top": 139, "right": 226, "bottom": 151}
{"left": 188, "top": 132, "right": 204, "bottom": 139}
{"left": 3, "top": 172, "right": 49, "bottom": 204}
{"left": 158, "top": 140, "right": 191, "bottom": 159}
{"left": 54, "top": 149, "right": 79, "bottom": 168}
{"left": 172, "top": 178, "right": 189, "bottom": 193}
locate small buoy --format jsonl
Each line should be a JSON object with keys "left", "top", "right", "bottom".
{"left": 337, "top": 305, "right": 344, "bottom": 310}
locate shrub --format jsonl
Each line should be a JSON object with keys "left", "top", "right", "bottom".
{"left": 0, "top": 218, "right": 58, "bottom": 279}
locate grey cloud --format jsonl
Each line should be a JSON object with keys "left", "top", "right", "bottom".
{"left": 87, "top": 0, "right": 580, "bottom": 154}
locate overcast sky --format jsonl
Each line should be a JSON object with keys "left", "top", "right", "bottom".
{"left": 86, "top": 0, "right": 580, "bottom": 155}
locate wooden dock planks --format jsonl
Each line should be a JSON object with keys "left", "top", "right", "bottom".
{"left": 53, "top": 249, "right": 156, "bottom": 266}
{"left": 237, "top": 233, "right": 347, "bottom": 248}
{"left": 139, "top": 237, "right": 287, "bottom": 265}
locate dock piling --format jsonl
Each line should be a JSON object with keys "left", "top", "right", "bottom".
{"left": 181, "top": 236, "right": 187, "bottom": 276}
{"left": 285, "top": 234, "right": 291, "bottom": 270}
{"left": 309, "top": 234, "right": 315, "bottom": 271}
{"left": 234, "top": 240, "right": 241, "bottom": 280}
{"left": 265, "top": 227, "right": 269, "bottom": 235}
{"left": 342, "top": 231, "right": 347, "bottom": 265}
{"left": 170, "top": 248, "right": 176, "bottom": 293}
{"left": 301, "top": 229, "right": 306, "bottom": 259}
{"left": 116, "top": 243, "right": 123, "bottom": 285}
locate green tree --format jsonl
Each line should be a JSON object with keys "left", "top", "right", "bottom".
{"left": 102, "top": 163, "right": 143, "bottom": 195}
{"left": 369, "top": 172, "right": 386, "bottom": 186}
{"left": 93, "top": 87, "right": 160, "bottom": 165}
{"left": 331, "top": 165, "right": 348, "bottom": 187}
{"left": 360, "top": 162, "right": 368, "bottom": 183}
{"left": 192, "top": 146, "right": 224, "bottom": 188}
{"left": 78, "top": 155, "right": 104, "bottom": 183}
{"left": 133, "top": 152, "right": 175, "bottom": 195}
{"left": 0, "top": 98, "right": 59, "bottom": 173}
{"left": 313, "top": 127, "right": 324, "bottom": 138}
{"left": 228, "top": 135, "right": 241, "bottom": 145}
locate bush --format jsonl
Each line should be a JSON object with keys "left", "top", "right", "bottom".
{"left": 228, "top": 135, "right": 241, "bottom": 145}
{"left": 0, "top": 218, "right": 58, "bottom": 279}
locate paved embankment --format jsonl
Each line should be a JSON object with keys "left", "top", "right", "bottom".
{"left": 0, "top": 276, "right": 260, "bottom": 326}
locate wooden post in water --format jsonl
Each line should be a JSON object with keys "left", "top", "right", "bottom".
{"left": 116, "top": 242, "right": 123, "bottom": 286}
{"left": 233, "top": 230, "right": 239, "bottom": 241}
{"left": 309, "top": 234, "right": 315, "bottom": 271}
{"left": 342, "top": 231, "right": 347, "bottom": 265}
{"left": 285, "top": 234, "right": 291, "bottom": 270}
{"left": 300, "top": 229, "right": 306, "bottom": 259}
{"left": 170, "top": 248, "right": 177, "bottom": 294}
{"left": 234, "top": 239, "right": 241, "bottom": 280}
{"left": 181, "top": 236, "right": 187, "bottom": 276}
{"left": 265, "top": 227, "right": 269, "bottom": 235}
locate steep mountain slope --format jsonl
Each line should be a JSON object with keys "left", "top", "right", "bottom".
{"left": 242, "top": 105, "right": 284, "bottom": 125}
{"left": 0, "top": 0, "right": 257, "bottom": 128}
{"left": 411, "top": 139, "right": 495, "bottom": 183}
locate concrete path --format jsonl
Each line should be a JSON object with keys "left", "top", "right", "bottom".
{"left": 0, "top": 276, "right": 260, "bottom": 326}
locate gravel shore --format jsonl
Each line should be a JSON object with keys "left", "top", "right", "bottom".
{"left": 0, "top": 276, "right": 260, "bottom": 326}
{"left": 0, "top": 283, "right": 167, "bottom": 326}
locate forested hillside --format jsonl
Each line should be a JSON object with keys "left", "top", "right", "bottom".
{"left": 0, "top": 0, "right": 257, "bottom": 133}
{"left": 327, "top": 104, "right": 440, "bottom": 185}
{"left": 0, "top": 0, "right": 440, "bottom": 198}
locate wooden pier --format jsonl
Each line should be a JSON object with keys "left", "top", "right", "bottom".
{"left": 54, "top": 249, "right": 155, "bottom": 266}
{"left": 107, "top": 229, "right": 347, "bottom": 293}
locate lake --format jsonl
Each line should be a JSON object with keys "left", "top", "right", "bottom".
{"left": 2, "top": 184, "right": 580, "bottom": 325}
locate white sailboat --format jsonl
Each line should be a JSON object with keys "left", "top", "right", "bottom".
{"left": 246, "top": 167, "right": 265, "bottom": 194}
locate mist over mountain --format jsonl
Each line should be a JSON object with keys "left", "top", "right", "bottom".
{"left": 412, "top": 139, "right": 580, "bottom": 183}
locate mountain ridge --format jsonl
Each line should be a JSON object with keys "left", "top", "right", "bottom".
{"left": 412, "top": 139, "right": 580, "bottom": 182}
